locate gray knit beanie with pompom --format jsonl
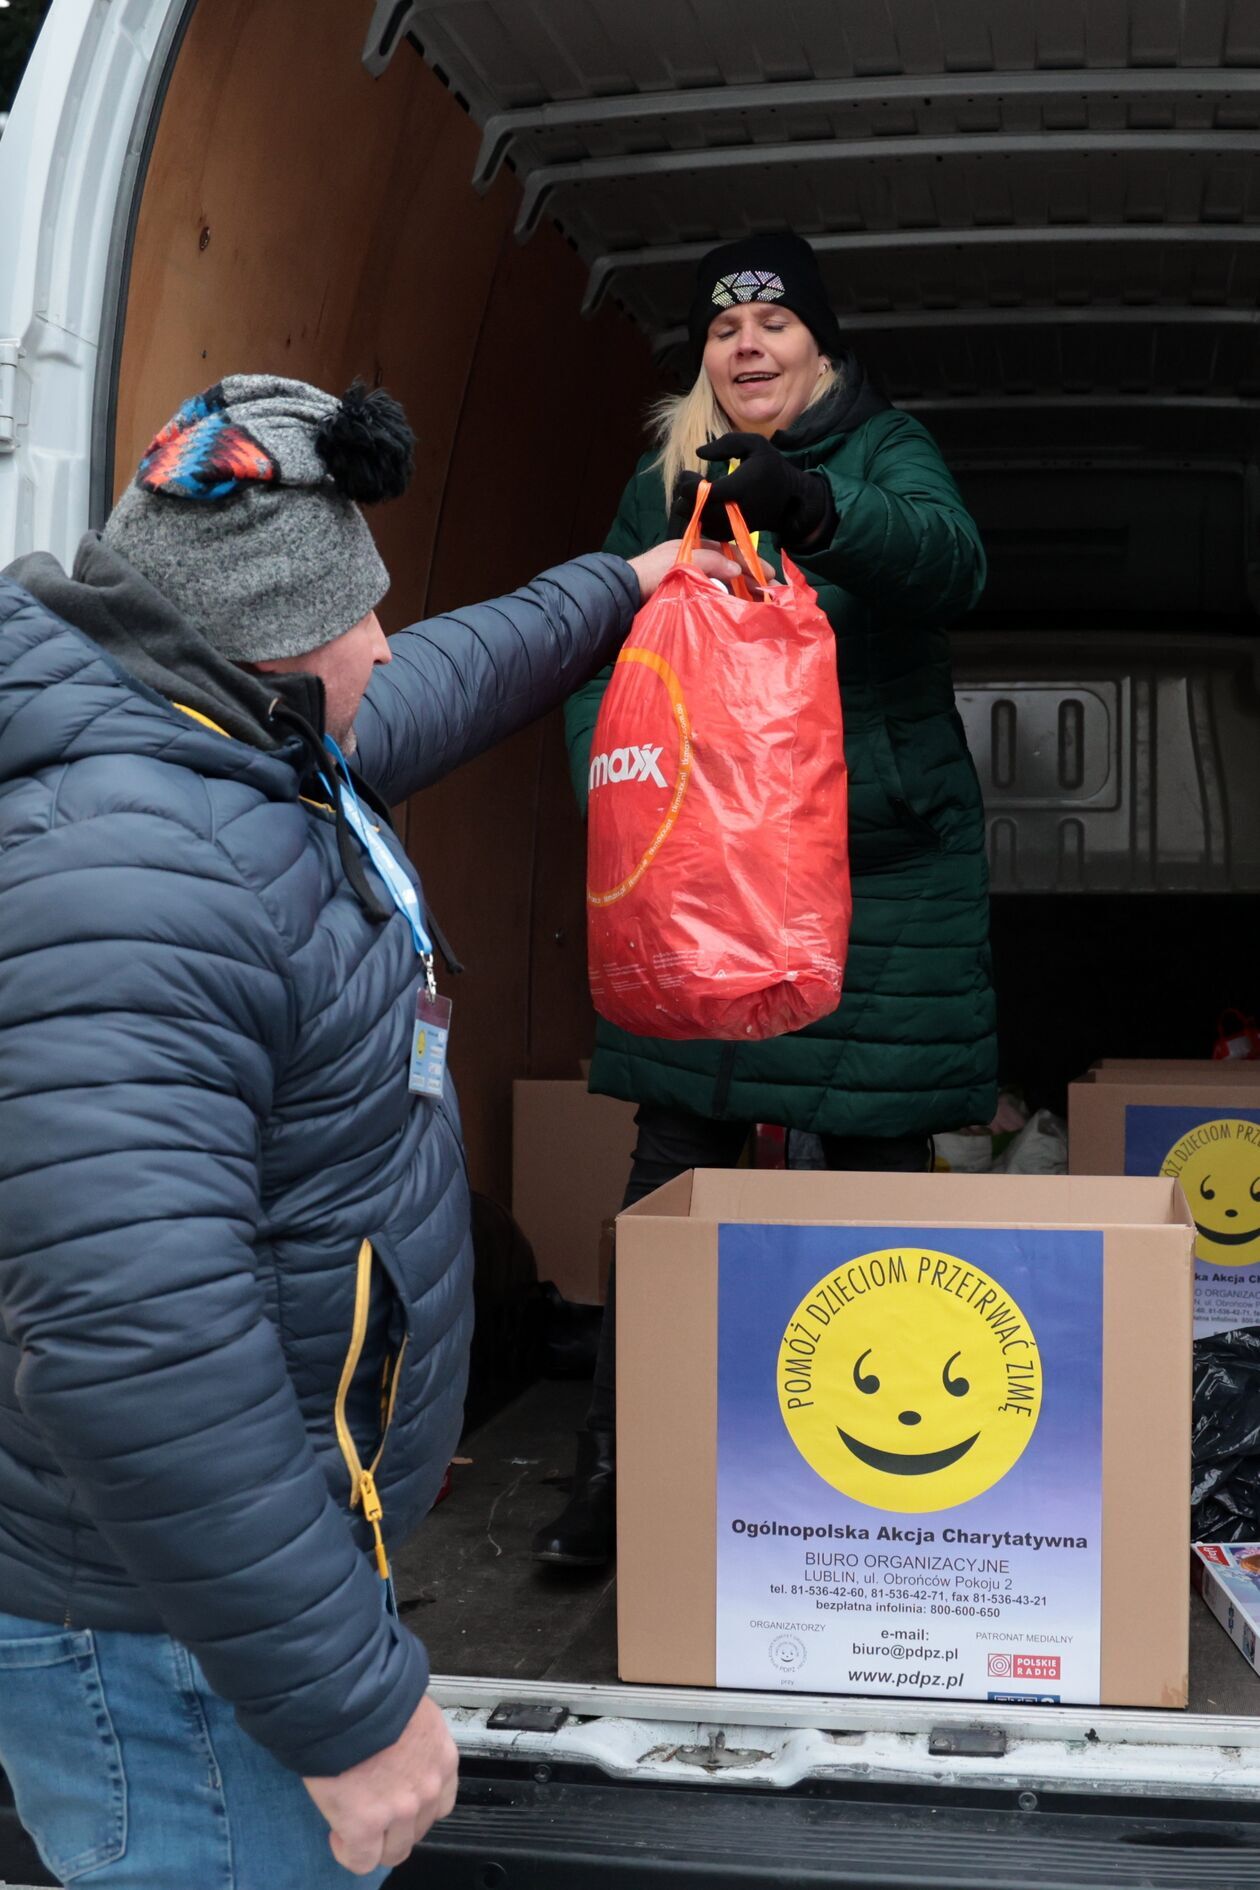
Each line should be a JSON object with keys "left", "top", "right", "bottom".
{"left": 102, "top": 373, "right": 414, "bottom": 660}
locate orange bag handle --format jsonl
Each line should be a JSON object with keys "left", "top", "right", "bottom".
{"left": 677, "top": 480, "right": 762, "bottom": 602}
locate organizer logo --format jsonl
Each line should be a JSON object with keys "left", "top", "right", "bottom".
{"left": 777, "top": 1248, "right": 1042, "bottom": 1514}
{"left": 588, "top": 743, "right": 668, "bottom": 791}
{"left": 1160, "top": 1118, "right": 1260, "bottom": 1267}
{"left": 769, "top": 1634, "right": 807, "bottom": 1675}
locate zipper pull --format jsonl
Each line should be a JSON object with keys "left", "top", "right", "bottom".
{"left": 358, "top": 1469, "right": 391, "bottom": 1581}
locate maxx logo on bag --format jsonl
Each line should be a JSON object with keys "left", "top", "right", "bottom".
{"left": 586, "top": 646, "right": 693, "bottom": 910}
{"left": 588, "top": 742, "right": 669, "bottom": 790}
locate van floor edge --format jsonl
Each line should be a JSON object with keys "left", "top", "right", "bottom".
{"left": 397, "top": 1378, "right": 1260, "bottom": 1717}
{"left": 392, "top": 1378, "right": 619, "bottom": 1685}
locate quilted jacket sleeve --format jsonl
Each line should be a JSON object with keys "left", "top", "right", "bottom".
{"left": 353, "top": 552, "right": 640, "bottom": 809}
{"left": 799, "top": 409, "right": 986, "bottom": 625}
{"left": 563, "top": 472, "right": 652, "bottom": 814}
{"left": 0, "top": 818, "right": 427, "bottom": 1776}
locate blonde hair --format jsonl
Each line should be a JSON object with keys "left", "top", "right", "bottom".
{"left": 651, "top": 359, "right": 842, "bottom": 514}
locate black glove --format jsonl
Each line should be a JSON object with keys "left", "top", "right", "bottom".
{"left": 671, "top": 432, "right": 834, "bottom": 548}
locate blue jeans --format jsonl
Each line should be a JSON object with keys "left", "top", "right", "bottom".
{"left": 0, "top": 1609, "right": 389, "bottom": 1888}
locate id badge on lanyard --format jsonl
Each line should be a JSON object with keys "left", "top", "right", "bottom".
{"left": 408, "top": 989, "right": 453, "bottom": 1099}
{"left": 323, "top": 737, "right": 453, "bottom": 1099}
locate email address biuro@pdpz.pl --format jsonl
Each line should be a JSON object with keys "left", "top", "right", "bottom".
{"left": 851, "top": 1643, "right": 960, "bottom": 1663}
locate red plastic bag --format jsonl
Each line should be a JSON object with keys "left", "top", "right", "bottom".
{"left": 586, "top": 485, "right": 850, "bottom": 1041}
{"left": 1213, "top": 1010, "right": 1260, "bottom": 1060}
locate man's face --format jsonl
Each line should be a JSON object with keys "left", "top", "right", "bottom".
{"left": 254, "top": 610, "right": 392, "bottom": 751}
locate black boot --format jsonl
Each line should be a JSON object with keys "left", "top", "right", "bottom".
{"left": 532, "top": 1430, "right": 615, "bottom": 1567}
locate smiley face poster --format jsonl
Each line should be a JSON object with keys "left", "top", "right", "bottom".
{"left": 716, "top": 1225, "right": 1103, "bottom": 1703}
{"left": 1125, "top": 1106, "right": 1260, "bottom": 1338}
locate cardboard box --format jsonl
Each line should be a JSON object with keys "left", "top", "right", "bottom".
{"left": 512, "top": 1081, "right": 637, "bottom": 1304}
{"left": 1080, "top": 1060, "right": 1260, "bottom": 1084}
{"left": 617, "top": 1170, "right": 1193, "bottom": 1708}
{"left": 597, "top": 1218, "right": 616, "bottom": 1302}
{"left": 1193, "top": 1544, "right": 1260, "bottom": 1677}
{"left": 1069, "top": 1059, "right": 1260, "bottom": 1339}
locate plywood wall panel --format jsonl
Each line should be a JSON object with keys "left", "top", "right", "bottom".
{"left": 112, "top": 0, "right": 655, "bottom": 1202}
{"left": 402, "top": 214, "right": 659, "bottom": 1196}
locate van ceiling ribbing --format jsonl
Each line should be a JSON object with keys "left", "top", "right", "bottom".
{"left": 363, "top": 0, "right": 1260, "bottom": 460}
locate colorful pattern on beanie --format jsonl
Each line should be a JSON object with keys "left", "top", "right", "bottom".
{"left": 138, "top": 384, "right": 277, "bottom": 502}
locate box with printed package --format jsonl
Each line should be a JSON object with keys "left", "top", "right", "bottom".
{"left": 1192, "top": 1544, "right": 1260, "bottom": 1677}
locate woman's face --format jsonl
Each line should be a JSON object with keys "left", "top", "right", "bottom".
{"left": 703, "top": 304, "right": 828, "bottom": 437}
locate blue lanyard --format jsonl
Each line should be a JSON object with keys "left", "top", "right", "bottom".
{"left": 321, "top": 737, "right": 436, "bottom": 997}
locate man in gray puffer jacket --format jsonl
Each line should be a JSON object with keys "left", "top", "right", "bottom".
{"left": 0, "top": 375, "right": 736, "bottom": 1887}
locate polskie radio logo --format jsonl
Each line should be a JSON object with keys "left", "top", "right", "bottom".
{"left": 988, "top": 1652, "right": 1060, "bottom": 1681}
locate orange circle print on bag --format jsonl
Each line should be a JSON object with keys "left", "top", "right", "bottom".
{"left": 586, "top": 646, "right": 692, "bottom": 908}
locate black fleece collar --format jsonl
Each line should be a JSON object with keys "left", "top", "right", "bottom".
{"left": 6, "top": 533, "right": 326, "bottom": 752}
{"left": 771, "top": 351, "right": 892, "bottom": 456}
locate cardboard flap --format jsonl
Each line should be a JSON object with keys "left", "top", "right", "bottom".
{"left": 1084, "top": 1062, "right": 1260, "bottom": 1087}
{"left": 674, "top": 1167, "right": 1191, "bottom": 1230}
{"left": 620, "top": 1170, "right": 694, "bottom": 1219}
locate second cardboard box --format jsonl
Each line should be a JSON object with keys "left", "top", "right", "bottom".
{"left": 1069, "top": 1058, "right": 1260, "bottom": 1338}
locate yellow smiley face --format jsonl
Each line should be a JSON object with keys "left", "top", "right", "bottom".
{"left": 778, "top": 1249, "right": 1042, "bottom": 1514}
{"left": 1162, "top": 1119, "right": 1260, "bottom": 1267}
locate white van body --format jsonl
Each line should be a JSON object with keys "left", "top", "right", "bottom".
{"left": 6, "top": 2, "right": 1260, "bottom": 1880}
{"left": 0, "top": 0, "right": 186, "bottom": 564}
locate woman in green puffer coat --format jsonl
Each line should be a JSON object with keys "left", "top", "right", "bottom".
{"left": 534, "top": 232, "right": 996, "bottom": 1569}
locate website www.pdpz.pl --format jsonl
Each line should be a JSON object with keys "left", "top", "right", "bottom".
{"left": 848, "top": 1645, "right": 963, "bottom": 1690}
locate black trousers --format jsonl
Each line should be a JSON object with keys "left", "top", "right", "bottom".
{"left": 586, "top": 1105, "right": 932, "bottom": 1435}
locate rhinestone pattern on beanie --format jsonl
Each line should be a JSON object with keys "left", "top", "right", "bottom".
{"left": 711, "top": 270, "right": 786, "bottom": 308}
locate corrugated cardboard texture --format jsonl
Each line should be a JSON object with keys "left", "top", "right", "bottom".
{"left": 1101, "top": 1224, "right": 1192, "bottom": 1706}
{"left": 1086, "top": 1064, "right": 1260, "bottom": 1085}
{"left": 512, "top": 1081, "right": 637, "bottom": 1303}
{"left": 1070, "top": 1066, "right": 1260, "bottom": 1178}
{"left": 686, "top": 1166, "right": 1188, "bottom": 1229}
{"left": 617, "top": 1170, "right": 1193, "bottom": 1705}
{"left": 617, "top": 1175, "right": 717, "bottom": 1682}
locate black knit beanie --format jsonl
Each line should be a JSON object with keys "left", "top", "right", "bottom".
{"left": 687, "top": 233, "right": 843, "bottom": 371}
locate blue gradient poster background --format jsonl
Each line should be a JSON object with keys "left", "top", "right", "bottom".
{"left": 1125, "top": 1104, "right": 1260, "bottom": 1337}
{"left": 715, "top": 1224, "right": 1103, "bottom": 1702}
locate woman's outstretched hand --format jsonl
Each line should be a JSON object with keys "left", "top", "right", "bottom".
{"left": 672, "top": 432, "right": 834, "bottom": 548}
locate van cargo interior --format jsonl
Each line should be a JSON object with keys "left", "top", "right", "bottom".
{"left": 85, "top": 0, "right": 1260, "bottom": 1729}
